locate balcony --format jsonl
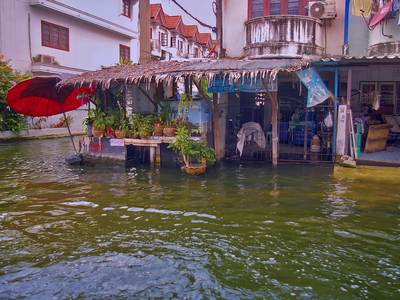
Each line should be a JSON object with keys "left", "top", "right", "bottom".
{"left": 151, "top": 39, "right": 161, "bottom": 56}
{"left": 244, "top": 15, "right": 324, "bottom": 59}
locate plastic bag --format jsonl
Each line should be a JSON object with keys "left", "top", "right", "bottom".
{"left": 324, "top": 111, "right": 333, "bottom": 128}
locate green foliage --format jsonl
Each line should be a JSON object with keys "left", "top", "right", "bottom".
{"left": 157, "top": 99, "right": 176, "bottom": 126}
{"left": 87, "top": 98, "right": 106, "bottom": 130}
{"left": 130, "top": 113, "right": 155, "bottom": 138}
{"left": 59, "top": 115, "right": 73, "bottom": 126}
{"left": 0, "top": 55, "right": 32, "bottom": 134}
{"left": 200, "top": 77, "right": 213, "bottom": 98}
{"left": 115, "top": 57, "right": 136, "bottom": 66}
{"left": 168, "top": 121, "right": 215, "bottom": 167}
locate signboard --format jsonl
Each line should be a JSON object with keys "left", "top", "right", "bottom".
{"left": 207, "top": 74, "right": 277, "bottom": 93}
{"left": 296, "top": 67, "right": 332, "bottom": 107}
{"left": 110, "top": 139, "right": 125, "bottom": 147}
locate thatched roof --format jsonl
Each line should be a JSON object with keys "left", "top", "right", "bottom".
{"left": 58, "top": 57, "right": 314, "bottom": 89}
{"left": 170, "top": 57, "right": 314, "bottom": 85}
{"left": 58, "top": 60, "right": 195, "bottom": 89}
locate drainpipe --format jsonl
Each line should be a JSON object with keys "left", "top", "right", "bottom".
{"left": 343, "top": 0, "right": 350, "bottom": 55}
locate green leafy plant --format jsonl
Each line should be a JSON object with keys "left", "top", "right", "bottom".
{"left": 0, "top": 55, "right": 31, "bottom": 134}
{"left": 168, "top": 121, "right": 215, "bottom": 167}
{"left": 115, "top": 57, "right": 136, "bottom": 66}
{"left": 88, "top": 98, "right": 106, "bottom": 130}
{"left": 130, "top": 113, "right": 155, "bottom": 139}
{"left": 157, "top": 99, "right": 176, "bottom": 126}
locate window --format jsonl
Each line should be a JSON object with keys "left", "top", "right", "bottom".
{"left": 178, "top": 40, "right": 183, "bottom": 51}
{"left": 171, "top": 36, "right": 176, "bottom": 48}
{"left": 248, "top": 0, "right": 310, "bottom": 19}
{"left": 41, "top": 21, "right": 69, "bottom": 51}
{"left": 120, "top": 44, "right": 130, "bottom": 61}
{"left": 122, "top": 0, "right": 131, "bottom": 18}
{"left": 194, "top": 48, "right": 199, "bottom": 58}
{"left": 161, "top": 33, "right": 168, "bottom": 47}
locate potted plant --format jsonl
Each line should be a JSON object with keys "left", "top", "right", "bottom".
{"left": 168, "top": 120, "right": 216, "bottom": 176}
{"left": 157, "top": 99, "right": 176, "bottom": 137}
{"left": 82, "top": 116, "right": 93, "bottom": 136}
{"left": 89, "top": 99, "right": 107, "bottom": 137}
{"left": 138, "top": 114, "right": 155, "bottom": 139}
{"left": 130, "top": 113, "right": 154, "bottom": 139}
{"left": 115, "top": 115, "right": 131, "bottom": 138}
{"left": 153, "top": 116, "right": 164, "bottom": 136}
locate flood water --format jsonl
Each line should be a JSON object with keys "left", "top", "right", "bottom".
{"left": 0, "top": 137, "right": 399, "bottom": 299}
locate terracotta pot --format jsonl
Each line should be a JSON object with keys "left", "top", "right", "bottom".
{"left": 114, "top": 129, "right": 127, "bottom": 138}
{"left": 92, "top": 127, "right": 106, "bottom": 138}
{"left": 184, "top": 164, "right": 206, "bottom": 176}
{"left": 164, "top": 126, "right": 177, "bottom": 137}
{"left": 153, "top": 125, "right": 164, "bottom": 136}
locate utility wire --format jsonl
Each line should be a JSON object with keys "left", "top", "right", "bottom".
{"left": 169, "top": 0, "right": 217, "bottom": 32}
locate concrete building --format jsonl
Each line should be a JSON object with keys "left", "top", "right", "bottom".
{"left": 214, "top": 0, "right": 400, "bottom": 164}
{"left": 0, "top": 0, "right": 139, "bottom": 76}
{"left": 149, "top": 3, "right": 214, "bottom": 60}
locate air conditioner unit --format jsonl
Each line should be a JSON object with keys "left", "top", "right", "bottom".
{"left": 308, "top": 1, "right": 337, "bottom": 19}
{"left": 38, "top": 54, "right": 55, "bottom": 64}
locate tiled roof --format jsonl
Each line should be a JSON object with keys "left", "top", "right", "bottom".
{"left": 184, "top": 25, "right": 198, "bottom": 38}
{"left": 150, "top": 3, "right": 162, "bottom": 18}
{"left": 164, "top": 14, "right": 181, "bottom": 30}
{"left": 199, "top": 33, "right": 211, "bottom": 45}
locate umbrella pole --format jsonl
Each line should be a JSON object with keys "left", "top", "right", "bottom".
{"left": 58, "top": 96, "right": 77, "bottom": 154}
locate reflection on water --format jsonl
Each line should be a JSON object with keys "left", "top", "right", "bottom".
{"left": 1, "top": 138, "right": 400, "bottom": 299}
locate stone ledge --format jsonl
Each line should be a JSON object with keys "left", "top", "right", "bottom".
{"left": 0, "top": 128, "right": 85, "bottom": 140}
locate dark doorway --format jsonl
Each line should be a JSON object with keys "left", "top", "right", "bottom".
{"left": 240, "top": 92, "right": 265, "bottom": 128}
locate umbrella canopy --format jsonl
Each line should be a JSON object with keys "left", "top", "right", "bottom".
{"left": 6, "top": 75, "right": 87, "bottom": 117}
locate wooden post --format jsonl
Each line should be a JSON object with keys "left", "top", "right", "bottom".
{"left": 191, "top": 76, "right": 214, "bottom": 111}
{"left": 261, "top": 77, "right": 278, "bottom": 166}
{"left": 271, "top": 92, "right": 278, "bottom": 166}
{"left": 213, "top": 93, "right": 220, "bottom": 162}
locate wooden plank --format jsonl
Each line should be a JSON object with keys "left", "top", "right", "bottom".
{"left": 213, "top": 93, "right": 220, "bottom": 161}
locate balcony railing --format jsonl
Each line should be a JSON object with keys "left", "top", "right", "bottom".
{"left": 244, "top": 15, "right": 324, "bottom": 59}
{"left": 151, "top": 39, "right": 161, "bottom": 54}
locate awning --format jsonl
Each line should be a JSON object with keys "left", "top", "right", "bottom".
{"left": 58, "top": 57, "right": 314, "bottom": 89}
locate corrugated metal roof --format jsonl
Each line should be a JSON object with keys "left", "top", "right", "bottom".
{"left": 319, "top": 54, "right": 400, "bottom": 63}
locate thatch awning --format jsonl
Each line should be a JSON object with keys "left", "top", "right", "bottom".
{"left": 169, "top": 57, "right": 314, "bottom": 84}
{"left": 58, "top": 57, "right": 314, "bottom": 89}
{"left": 58, "top": 60, "right": 196, "bottom": 89}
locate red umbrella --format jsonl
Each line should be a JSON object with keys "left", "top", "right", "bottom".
{"left": 6, "top": 75, "right": 87, "bottom": 117}
{"left": 5, "top": 75, "right": 88, "bottom": 161}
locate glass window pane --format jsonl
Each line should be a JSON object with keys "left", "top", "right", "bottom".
{"left": 270, "top": 0, "right": 281, "bottom": 3}
{"left": 288, "top": 3, "right": 299, "bottom": 9}
{"left": 251, "top": 0, "right": 263, "bottom": 4}
{"left": 251, "top": 11, "right": 264, "bottom": 18}
{"left": 270, "top": 4, "right": 281, "bottom": 11}
{"left": 270, "top": 11, "right": 281, "bottom": 15}
{"left": 288, "top": 9, "right": 299, "bottom": 15}
{"left": 252, "top": 4, "right": 263, "bottom": 11}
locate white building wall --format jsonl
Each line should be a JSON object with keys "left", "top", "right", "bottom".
{"left": 0, "top": 0, "right": 138, "bottom": 74}
{"left": 222, "top": 0, "right": 247, "bottom": 58}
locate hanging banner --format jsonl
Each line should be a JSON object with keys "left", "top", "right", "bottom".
{"left": 207, "top": 76, "right": 239, "bottom": 93}
{"left": 296, "top": 67, "right": 332, "bottom": 107}
{"left": 207, "top": 74, "right": 277, "bottom": 93}
{"left": 240, "top": 74, "right": 278, "bottom": 93}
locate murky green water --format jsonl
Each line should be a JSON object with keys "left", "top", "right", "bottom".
{"left": 0, "top": 137, "right": 399, "bottom": 299}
